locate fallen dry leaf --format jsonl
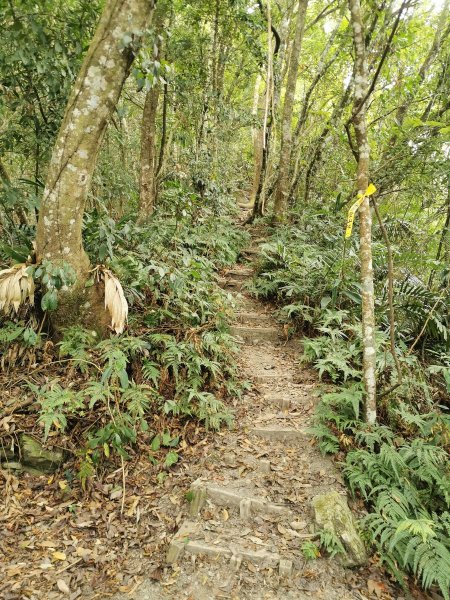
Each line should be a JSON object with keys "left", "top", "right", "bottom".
{"left": 75, "top": 547, "right": 92, "bottom": 558}
{"left": 52, "top": 551, "right": 67, "bottom": 561}
{"left": 57, "top": 579, "right": 70, "bottom": 595}
{"left": 39, "top": 540, "right": 57, "bottom": 548}
{"left": 367, "top": 579, "right": 387, "bottom": 598}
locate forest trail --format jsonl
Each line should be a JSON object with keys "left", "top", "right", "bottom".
{"left": 116, "top": 225, "right": 390, "bottom": 600}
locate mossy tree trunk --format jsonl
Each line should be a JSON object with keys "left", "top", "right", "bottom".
{"left": 35, "top": 0, "right": 155, "bottom": 330}
{"left": 349, "top": 0, "right": 377, "bottom": 423}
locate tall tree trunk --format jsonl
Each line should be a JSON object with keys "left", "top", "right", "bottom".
{"left": 247, "top": 0, "right": 284, "bottom": 223}
{"left": 249, "top": 74, "right": 263, "bottom": 207}
{"left": 156, "top": 82, "right": 169, "bottom": 182}
{"left": 137, "top": 1, "right": 167, "bottom": 221}
{"left": 35, "top": 0, "right": 155, "bottom": 330}
{"left": 349, "top": 0, "right": 377, "bottom": 423}
{"left": 116, "top": 112, "right": 129, "bottom": 218}
{"left": 272, "top": 0, "right": 308, "bottom": 223}
{"left": 139, "top": 86, "right": 160, "bottom": 221}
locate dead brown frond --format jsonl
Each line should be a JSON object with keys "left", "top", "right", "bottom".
{"left": 0, "top": 264, "right": 34, "bottom": 314}
{"left": 94, "top": 267, "right": 128, "bottom": 334}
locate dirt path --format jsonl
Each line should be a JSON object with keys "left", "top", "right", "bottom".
{"left": 113, "top": 238, "right": 394, "bottom": 600}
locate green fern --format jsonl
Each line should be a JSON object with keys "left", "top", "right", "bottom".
{"left": 35, "top": 382, "right": 85, "bottom": 439}
{"left": 142, "top": 360, "right": 160, "bottom": 386}
{"left": 354, "top": 425, "right": 395, "bottom": 451}
{"left": 366, "top": 497, "right": 450, "bottom": 599}
{"left": 318, "top": 529, "right": 346, "bottom": 558}
{"left": 59, "top": 326, "right": 96, "bottom": 373}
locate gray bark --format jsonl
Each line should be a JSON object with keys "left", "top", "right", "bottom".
{"left": 272, "top": 0, "right": 309, "bottom": 222}
{"left": 35, "top": 0, "right": 155, "bottom": 329}
{"left": 349, "top": 0, "right": 377, "bottom": 423}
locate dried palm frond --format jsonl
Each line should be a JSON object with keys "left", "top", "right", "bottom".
{"left": 0, "top": 264, "right": 34, "bottom": 314}
{"left": 100, "top": 268, "right": 128, "bottom": 334}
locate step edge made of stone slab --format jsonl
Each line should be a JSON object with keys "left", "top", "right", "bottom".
{"left": 167, "top": 536, "right": 282, "bottom": 568}
{"left": 189, "top": 481, "right": 290, "bottom": 516}
{"left": 235, "top": 313, "right": 273, "bottom": 321}
{"left": 251, "top": 427, "right": 310, "bottom": 440}
{"left": 230, "top": 325, "right": 280, "bottom": 333}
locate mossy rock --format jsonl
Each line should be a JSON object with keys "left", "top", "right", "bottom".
{"left": 312, "top": 490, "right": 367, "bottom": 567}
{"left": 20, "top": 435, "right": 64, "bottom": 474}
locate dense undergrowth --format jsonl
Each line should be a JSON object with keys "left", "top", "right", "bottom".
{"left": 247, "top": 208, "right": 450, "bottom": 599}
{"left": 0, "top": 189, "right": 249, "bottom": 484}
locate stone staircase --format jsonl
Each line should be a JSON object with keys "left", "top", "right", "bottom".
{"left": 158, "top": 242, "right": 369, "bottom": 599}
{"left": 164, "top": 263, "right": 314, "bottom": 583}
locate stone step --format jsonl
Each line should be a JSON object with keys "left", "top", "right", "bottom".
{"left": 263, "top": 393, "right": 294, "bottom": 410}
{"left": 251, "top": 427, "right": 309, "bottom": 442}
{"left": 234, "top": 301, "right": 258, "bottom": 312}
{"left": 253, "top": 372, "right": 293, "bottom": 385}
{"left": 218, "top": 277, "right": 244, "bottom": 290}
{"left": 188, "top": 480, "right": 290, "bottom": 518}
{"left": 224, "top": 269, "right": 253, "bottom": 281}
{"left": 232, "top": 297, "right": 257, "bottom": 311}
{"left": 230, "top": 325, "right": 280, "bottom": 344}
{"left": 235, "top": 312, "right": 272, "bottom": 324}
{"left": 166, "top": 521, "right": 292, "bottom": 576}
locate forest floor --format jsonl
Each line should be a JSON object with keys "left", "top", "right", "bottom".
{"left": 1, "top": 221, "right": 429, "bottom": 600}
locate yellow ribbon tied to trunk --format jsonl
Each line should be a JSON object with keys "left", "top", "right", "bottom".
{"left": 344, "top": 183, "right": 377, "bottom": 239}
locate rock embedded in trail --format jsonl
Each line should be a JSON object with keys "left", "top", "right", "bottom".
{"left": 312, "top": 490, "right": 367, "bottom": 567}
{"left": 20, "top": 434, "right": 64, "bottom": 474}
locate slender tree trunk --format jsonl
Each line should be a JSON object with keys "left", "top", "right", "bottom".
{"left": 139, "top": 87, "right": 160, "bottom": 221}
{"left": 116, "top": 112, "right": 128, "bottom": 218}
{"left": 138, "top": 3, "right": 166, "bottom": 221}
{"left": 156, "top": 82, "right": 169, "bottom": 181}
{"left": 272, "top": 0, "right": 308, "bottom": 223}
{"left": 35, "top": 0, "right": 155, "bottom": 330}
{"left": 248, "top": 0, "right": 274, "bottom": 222}
{"left": 247, "top": 0, "right": 284, "bottom": 223}
{"left": 349, "top": 0, "right": 377, "bottom": 423}
{"left": 249, "top": 74, "right": 263, "bottom": 207}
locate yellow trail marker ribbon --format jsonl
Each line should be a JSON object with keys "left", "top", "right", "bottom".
{"left": 344, "top": 183, "right": 377, "bottom": 239}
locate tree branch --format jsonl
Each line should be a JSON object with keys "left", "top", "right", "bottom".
{"left": 346, "top": 0, "right": 410, "bottom": 126}
{"left": 257, "top": 0, "right": 281, "bottom": 55}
